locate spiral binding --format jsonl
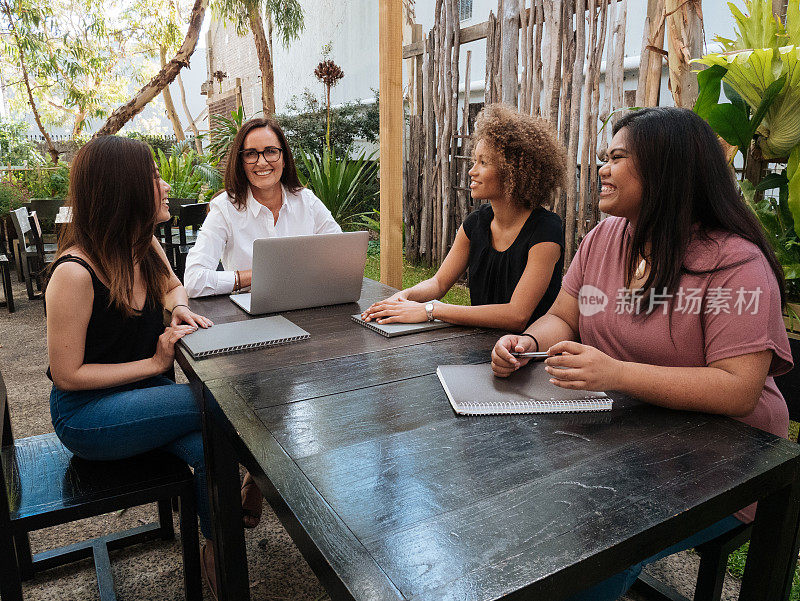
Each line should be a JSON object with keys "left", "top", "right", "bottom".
{"left": 457, "top": 398, "right": 612, "bottom": 415}
{"left": 194, "top": 333, "right": 310, "bottom": 358}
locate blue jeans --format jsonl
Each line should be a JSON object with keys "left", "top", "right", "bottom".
{"left": 566, "top": 514, "right": 743, "bottom": 601}
{"left": 50, "top": 376, "right": 211, "bottom": 539}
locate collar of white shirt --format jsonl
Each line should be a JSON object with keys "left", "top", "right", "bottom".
{"left": 247, "top": 184, "right": 295, "bottom": 219}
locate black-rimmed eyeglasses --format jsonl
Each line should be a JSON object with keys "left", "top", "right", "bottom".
{"left": 240, "top": 147, "right": 283, "bottom": 164}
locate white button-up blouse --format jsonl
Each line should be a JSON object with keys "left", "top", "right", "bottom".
{"left": 183, "top": 185, "right": 341, "bottom": 297}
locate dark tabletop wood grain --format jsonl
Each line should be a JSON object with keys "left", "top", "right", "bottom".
{"left": 178, "top": 278, "right": 800, "bottom": 601}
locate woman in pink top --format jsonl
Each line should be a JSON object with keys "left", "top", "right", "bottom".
{"left": 491, "top": 107, "right": 792, "bottom": 601}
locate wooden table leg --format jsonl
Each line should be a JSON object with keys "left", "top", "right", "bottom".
{"left": 199, "top": 383, "right": 251, "bottom": 601}
{"left": 740, "top": 478, "right": 800, "bottom": 601}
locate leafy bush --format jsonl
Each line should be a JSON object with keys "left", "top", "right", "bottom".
{"left": 0, "top": 120, "right": 42, "bottom": 167}
{"left": 0, "top": 177, "right": 27, "bottom": 217}
{"left": 276, "top": 91, "right": 379, "bottom": 160}
{"left": 208, "top": 106, "right": 245, "bottom": 166}
{"left": 296, "top": 146, "right": 379, "bottom": 231}
{"left": 14, "top": 162, "right": 70, "bottom": 199}
{"left": 125, "top": 132, "right": 179, "bottom": 156}
{"left": 154, "top": 143, "right": 222, "bottom": 201}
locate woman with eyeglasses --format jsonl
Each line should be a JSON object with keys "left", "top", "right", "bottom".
{"left": 183, "top": 117, "right": 341, "bottom": 298}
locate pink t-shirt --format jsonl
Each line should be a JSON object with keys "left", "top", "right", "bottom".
{"left": 562, "top": 217, "right": 793, "bottom": 522}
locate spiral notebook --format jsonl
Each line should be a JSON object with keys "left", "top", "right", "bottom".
{"left": 179, "top": 316, "right": 310, "bottom": 359}
{"left": 350, "top": 314, "right": 453, "bottom": 337}
{"left": 437, "top": 362, "right": 611, "bottom": 415}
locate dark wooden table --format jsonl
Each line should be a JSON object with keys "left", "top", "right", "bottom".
{"left": 177, "top": 278, "right": 800, "bottom": 601}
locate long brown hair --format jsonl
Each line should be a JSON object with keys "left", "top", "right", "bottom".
{"left": 224, "top": 117, "right": 303, "bottom": 210}
{"left": 613, "top": 107, "right": 785, "bottom": 308}
{"left": 57, "top": 135, "right": 171, "bottom": 316}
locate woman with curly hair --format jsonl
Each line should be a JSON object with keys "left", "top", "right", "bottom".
{"left": 362, "top": 104, "right": 566, "bottom": 331}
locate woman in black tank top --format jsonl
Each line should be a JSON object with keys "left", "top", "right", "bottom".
{"left": 45, "top": 136, "right": 222, "bottom": 596}
{"left": 361, "top": 104, "right": 566, "bottom": 332}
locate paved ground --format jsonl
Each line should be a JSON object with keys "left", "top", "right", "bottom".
{"left": 0, "top": 272, "right": 742, "bottom": 600}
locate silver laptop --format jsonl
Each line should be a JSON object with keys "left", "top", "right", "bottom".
{"left": 230, "top": 231, "right": 369, "bottom": 315}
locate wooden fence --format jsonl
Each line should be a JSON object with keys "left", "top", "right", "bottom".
{"left": 403, "top": 0, "right": 630, "bottom": 266}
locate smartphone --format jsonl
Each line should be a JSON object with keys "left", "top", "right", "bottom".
{"left": 510, "top": 351, "right": 550, "bottom": 360}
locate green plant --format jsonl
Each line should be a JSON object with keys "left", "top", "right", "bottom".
{"left": 693, "top": 0, "right": 800, "bottom": 300}
{"left": 154, "top": 142, "right": 222, "bottom": 201}
{"left": 14, "top": 162, "right": 69, "bottom": 198}
{"left": 296, "top": 146, "right": 379, "bottom": 231}
{"left": 0, "top": 177, "right": 27, "bottom": 216}
{"left": 0, "top": 119, "right": 41, "bottom": 166}
{"left": 208, "top": 105, "right": 245, "bottom": 166}
{"left": 125, "top": 132, "right": 179, "bottom": 156}
{"left": 276, "top": 91, "right": 379, "bottom": 161}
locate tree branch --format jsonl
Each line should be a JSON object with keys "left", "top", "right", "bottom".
{"left": 94, "top": 0, "right": 208, "bottom": 136}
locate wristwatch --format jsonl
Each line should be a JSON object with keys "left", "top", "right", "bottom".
{"left": 425, "top": 302, "right": 435, "bottom": 322}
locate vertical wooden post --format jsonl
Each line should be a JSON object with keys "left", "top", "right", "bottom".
{"left": 501, "top": 0, "right": 520, "bottom": 107}
{"left": 379, "top": 0, "right": 404, "bottom": 289}
{"left": 773, "top": 0, "right": 788, "bottom": 21}
{"left": 636, "top": 0, "right": 665, "bottom": 108}
{"left": 665, "top": 0, "right": 703, "bottom": 108}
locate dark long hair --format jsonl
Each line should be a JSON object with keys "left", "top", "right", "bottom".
{"left": 57, "top": 135, "right": 171, "bottom": 316}
{"left": 224, "top": 117, "right": 303, "bottom": 210}
{"left": 614, "top": 107, "right": 785, "bottom": 307}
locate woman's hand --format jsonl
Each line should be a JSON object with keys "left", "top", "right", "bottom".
{"left": 361, "top": 297, "right": 427, "bottom": 324}
{"left": 361, "top": 291, "right": 409, "bottom": 321}
{"left": 170, "top": 305, "right": 214, "bottom": 329}
{"left": 152, "top": 325, "right": 198, "bottom": 373}
{"left": 544, "top": 341, "right": 624, "bottom": 391}
{"left": 491, "top": 334, "right": 537, "bottom": 377}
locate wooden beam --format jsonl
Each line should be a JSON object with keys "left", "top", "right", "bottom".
{"left": 379, "top": 0, "right": 404, "bottom": 289}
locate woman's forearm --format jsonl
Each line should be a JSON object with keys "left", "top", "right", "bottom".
{"left": 404, "top": 278, "right": 446, "bottom": 302}
{"left": 53, "top": 358, "right": 163, "bottom": 391}
{"left": 433, "top": 302, "right": 531, "bottom": 332}
{"left": 163, "top": 285, "right": 189, "bottom": 312}
{"left": 524, "top": 313, "right": 579, "bottom": 350}
{"left": 614, "top": 361, "right": 763, "bottom": 416}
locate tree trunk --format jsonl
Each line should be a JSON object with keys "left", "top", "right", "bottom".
{"left": 247, "top": 4, "right": 275, "bottom": 116}
{"left": 94, "top": 0, "right": 208, "bottom": 137}
{"left": 161, "top": 46, "right": 186, "bottom": 141}
{"left": 176, "top": 72, "right": 203, "bottom": 153}
{"left": 0, "top": 0, "right": 59, "bottom": 163}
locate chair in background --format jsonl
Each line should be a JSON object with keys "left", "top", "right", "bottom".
{"left": 173, "top": 203, "right": 208, "bottom": 280}
{"left": 26, "top": 199, "right": 64, "bottom": 232}
{"left": 632, "top": 337, "right": 800, "bottom": 601}
{"left": 9, "top": 208, "right": 56, "bottom": 300}
{"left": 0, "top": 255, "right": 13, "bottom": 313}
{"left": 156, "top": 199, "right": 196, "bottom": 275}
{"left": 0, "top": 367, "right": 201, "bottom": 601}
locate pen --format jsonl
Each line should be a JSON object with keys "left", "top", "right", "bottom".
{"left": 510, "top": 351, "right": 550, "bottom": 359}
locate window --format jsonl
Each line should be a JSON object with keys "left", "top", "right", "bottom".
{"left": 459, "top": 0, "right": 472, "bottom": 21}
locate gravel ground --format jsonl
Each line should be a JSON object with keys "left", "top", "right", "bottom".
{"left": 0, "top": 272, "right": 741, "bottom": 601}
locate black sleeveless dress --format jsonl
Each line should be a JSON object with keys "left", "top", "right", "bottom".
{"left": 46, "top": 255, "right": 164, "bottom": 380}
{"left": 462, "top": 203, "right": 564, "bottom": 325}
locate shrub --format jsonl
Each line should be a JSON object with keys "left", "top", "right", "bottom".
{"left": 0, "top": 177, "right": 28, "bottom": 217}
{"left": 276, "top": 90, "right": 379, "bottom": 160}
{"left": 0, "top": 120, "right": 42, "bottom": 167}
{"left": 296, "top": 146, "right": 379, "bottom": 231}
{"left": 14, "top": 162, "right": 70, "bottom": 199}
